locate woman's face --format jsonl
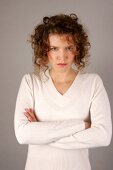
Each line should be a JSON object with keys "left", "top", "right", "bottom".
{"left": 47, "top": 34, "right": 77, "bottom": 72}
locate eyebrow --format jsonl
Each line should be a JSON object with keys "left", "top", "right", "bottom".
{"left": 49, "top": 45, "right": 75, "bottom": 48}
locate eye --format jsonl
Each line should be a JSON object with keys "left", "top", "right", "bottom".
{"left": 50, "top": 47, "right": 58, "bottom": 51}
{"left": 66, "top": 47, "right": 74, "bottom": 51}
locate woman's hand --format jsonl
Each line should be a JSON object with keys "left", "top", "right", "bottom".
{"left": 85, "top": 121, "right": 91, "bottom": 129}
{"left": 24, "top": 108, "right": 39, "bottom": 122}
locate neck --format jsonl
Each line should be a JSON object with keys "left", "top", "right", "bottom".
{"left": 49, "top": 68, "right": 77, "bottom": 83}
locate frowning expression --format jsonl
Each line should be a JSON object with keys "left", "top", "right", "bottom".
{"left": 47, "top": 34, "right": 77, "bottom": 72}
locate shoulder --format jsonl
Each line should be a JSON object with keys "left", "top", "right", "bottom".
{"left": 20, "top": 73, "right": 35, "bottom": 89}
{"left": 80, "top": 72, "right": 103, "bottom": 81}
{"left": 20, "top": 72, "right": 43, "bottom": 90}
{"left": 79, "top": 72, "right": 104, "bottom": 88}
{"left": 21, "top": 73, "right": 32, "bottom": 83}
{"left": 21, "top": 72, "right": 41, "bottom": 82}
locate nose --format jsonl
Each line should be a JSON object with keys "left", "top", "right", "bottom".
{"left": 57, "top": 50, "right": 67, "bottom": 62}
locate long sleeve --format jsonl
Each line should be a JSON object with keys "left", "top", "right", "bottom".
{"left": 49, "top": 75, "right": 112, "bottom": 149}
{"left": 14, "top": 74, "right": 85, "bottom": 145}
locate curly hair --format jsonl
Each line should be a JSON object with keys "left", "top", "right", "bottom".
{"left": 29, "top": 13, "right": 90, "bottom": 75}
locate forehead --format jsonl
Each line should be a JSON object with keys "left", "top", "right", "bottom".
{"left": 48, "top": 34, "right": 75, "bottom": 45}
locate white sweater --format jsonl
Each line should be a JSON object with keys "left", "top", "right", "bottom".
{"left": 14, "top": 68, "right": 112, "bottom": 170}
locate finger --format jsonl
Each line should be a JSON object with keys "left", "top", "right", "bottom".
{"left": 24, "top": 112, "right": 31, "bottom": 119}
{"left": 28, "top": 109, "right": 38, "bottom": 121}
{"left": 28, "top": 117, "right": 34, "bottom": 122}
{"left": 24, "top": 112, "right": 37, "bottom": 122}
{"left": 25, "top": 108, "right": 35, "bottom": 116}
{"left": 24, "top": 112, "right": 33, "bottom": 120}
{"left": 25, "top": 109, "right": 35, "bottom": 119}
{"left": 24, "top": 108, "right": 38, "bottom": 121}
{"left": 28, "top": 108, "right": 33, "bottom": 113}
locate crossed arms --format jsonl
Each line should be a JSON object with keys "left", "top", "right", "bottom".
{"left": 14, "top": 74, "right": 112, "bottom": 149}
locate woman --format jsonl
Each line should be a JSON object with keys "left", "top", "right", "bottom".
{"left": 14, "top": 14, "right": 112, "bottom": 170}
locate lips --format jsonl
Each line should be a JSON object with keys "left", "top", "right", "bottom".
{"left": 57, "top": 63, "right": 67, "bottom": 66}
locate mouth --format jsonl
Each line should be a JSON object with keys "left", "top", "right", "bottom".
{"left": 57, "top": 63, "right": 67, "bottom": 67}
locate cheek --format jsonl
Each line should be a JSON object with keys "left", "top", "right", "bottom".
{"left": 47, "top": 53, "right": 52, "bottom": 61}
{"left": 47, "top": 53, "right": 55, "bottom": 63}
{"left": 68, "top": 54, "right": 76, "bottom": 62}
{"left": 70, "top": 50, "right": 77, "bottom": 61}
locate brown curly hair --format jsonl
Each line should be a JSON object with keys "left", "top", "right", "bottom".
{"left": 29, "top": 13, "right": 90, "bottom": 75}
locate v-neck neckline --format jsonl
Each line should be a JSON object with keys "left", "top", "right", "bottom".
{"left": 46, "top": 68, "right": 80, "bottom": 98}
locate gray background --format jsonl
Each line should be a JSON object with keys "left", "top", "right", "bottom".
{"left": 0, "top": 0, "right": 113, "bottom": 170}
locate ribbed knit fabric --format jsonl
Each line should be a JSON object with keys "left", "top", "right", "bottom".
{"left": 14, "top": 68, "right": 112, "bottom": 170}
